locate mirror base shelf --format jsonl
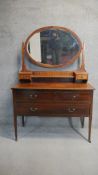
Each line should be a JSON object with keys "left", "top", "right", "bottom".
{"left": 19, "top": 70, "right": 88, "bottom": 82}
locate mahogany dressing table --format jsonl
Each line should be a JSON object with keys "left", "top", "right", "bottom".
{"left": 11, "top": 26, "right": 94, "bottom": 141}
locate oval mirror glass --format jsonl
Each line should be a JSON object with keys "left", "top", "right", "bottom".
{"left": 25, "top": 26, "right": 82, "bottom": 68}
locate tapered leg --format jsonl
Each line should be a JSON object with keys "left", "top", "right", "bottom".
{"left": 80, "top": 117, "right": 85, "bottom": 128}
{"left": 14, "top": 114, "right": 17, "bottom": 141}
{"left": 88, "top": 99, "right": 93, "bottom": 143}
{"left": 88, "top": 116, "right": 92, "bottom": 143}
{"left": 22, "top": 116, "right": 25, "bottom": 127}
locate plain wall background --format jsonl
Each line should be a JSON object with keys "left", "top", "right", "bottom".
{"left": 0, "top": 0, "right": 98, "bottom": 127}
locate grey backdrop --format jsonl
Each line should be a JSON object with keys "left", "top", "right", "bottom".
{"left": 0, "top": 0, "right": 98, "bottom": 127}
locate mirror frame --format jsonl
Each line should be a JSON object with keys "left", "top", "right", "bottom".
{"left": 25, "top": 26, "right": 82, "bottom": 68}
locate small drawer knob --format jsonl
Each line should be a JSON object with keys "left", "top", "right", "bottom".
{"left": 34, "top": 94, "right": 38, "bottom": 98}
{"left": 73, "top": 95, "right": 76, "bottom": 98}
{"left": 29, "top": 94, "right": 33, "bottom": 98}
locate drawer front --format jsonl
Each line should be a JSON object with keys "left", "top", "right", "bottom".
{"left": 15, "top": 102, "right": 90, "bottom": 117}
{"left": 13, "top": 90, "right": 92, "bottom": 102}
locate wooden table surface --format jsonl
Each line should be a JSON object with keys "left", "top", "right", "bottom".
{"left": 12, "top": 82, "right": 94, "bottom": 90}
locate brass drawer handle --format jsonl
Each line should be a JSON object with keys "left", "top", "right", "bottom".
{"left": 29, "top": 94, "right": 38, "bottom": 98}
{"left": 30, "top": 107, "right": 38, "bottom": 112}
{"left": 68, "top": 108, "right": 76, "bottom": 112}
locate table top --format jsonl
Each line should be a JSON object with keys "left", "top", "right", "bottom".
{"left": 11, "top": 82, "right": 95, "bottom": 90}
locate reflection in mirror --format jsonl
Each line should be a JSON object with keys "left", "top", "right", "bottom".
{"left": 27, "top": 29, "right": 80, "bottom": 65}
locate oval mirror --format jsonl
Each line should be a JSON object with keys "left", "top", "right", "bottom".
{"left": 25, "top": 26, "right": 82, "bottom": 68}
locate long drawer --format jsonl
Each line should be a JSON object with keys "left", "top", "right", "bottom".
{"left": 13, "top": 90, "right": 92, "bottom": 102}
{"left": 14, "top": 102, "right": 90, "bottom": 117}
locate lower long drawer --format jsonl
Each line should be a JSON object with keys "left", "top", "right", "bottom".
{"left": 14, "top": 102, "right": 90, "bottom": 117}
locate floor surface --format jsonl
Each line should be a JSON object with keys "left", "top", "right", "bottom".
{"left": 0, "top": 118, "right": 98, "bottom": 175}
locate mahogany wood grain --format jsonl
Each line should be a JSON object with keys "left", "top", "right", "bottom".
{"left": 12, "top": 82, "right": 94, "bottom": 90}
{"left": 12, "top": 82, "right": 94, "bottom": 142}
